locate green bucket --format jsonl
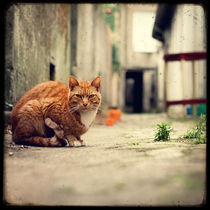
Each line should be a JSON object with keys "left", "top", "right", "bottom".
{"left": 197, "top": 104, "right": 206, "bottom": 116}
{"left": 186, "top": 104, "right": 206, "bottom": 116}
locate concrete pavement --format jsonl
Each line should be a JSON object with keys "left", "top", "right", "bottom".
{"left": 3, "top": 113, "right": 206, "bottom": 206}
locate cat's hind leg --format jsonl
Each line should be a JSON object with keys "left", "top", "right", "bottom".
{"left": 45, "top": 118, "right": 81, "bottom": 147}
{"left": 65, "top": 135, "right": 78, "bottom": 147}
{"left": 12, "top": 100, "right": 66, "bottom": 147}
{"left": 13, "top": 118, "right": 66, "bottom": 147}
{"left": 14, "top": 135, "right": 66, "bottom": 147}
{"left": 45, "top": 118, "right": 78, "bottom": 147}
{"left": 13, "top": 121, "right": 66, "bottom": 147}
{"left": 45, "top": 118, "right": 64, "bottom": 139}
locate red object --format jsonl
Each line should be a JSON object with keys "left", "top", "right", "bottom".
{"left": 106, "top": 8, "right": 112, "bottom": 14}
{"left": 108, "top": 109, "right": 121, "bottom": 122}
{"left": 106, "top": 109, "right": 122, "bottom": 126}
{"left": 164, "top": 52, "right": 206, "bottom": 62}
{"left": 106, "top": 118, "right": 115, "bottom": 126}
{"left": 166, "top": 99, "right": 206, "bottom": 107}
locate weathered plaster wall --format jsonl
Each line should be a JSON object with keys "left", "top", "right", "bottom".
{"left": 163, "top": 4, "right": 206, "bottom": 117}
{"left": 75, "top": 4, "right": 112, "bottom": 105}
{"left": 119, "top": 4, "right": 158, "bottom": 69}
{"left": 5, "top": 4, "right": 70, "bottom": 105}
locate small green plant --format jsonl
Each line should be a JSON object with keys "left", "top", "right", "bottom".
{"left": 182, "top": 114, "right": 206, "bottom": 144}
{"left": 154, "top": 122, "right": 174, "bottom": 141}
{"left": 128, "top": 141, "right": 140, "bottom": 146}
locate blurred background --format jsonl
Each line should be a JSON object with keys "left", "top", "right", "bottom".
{"left": 4, "top": 3, "right": 206, "bottom": 118}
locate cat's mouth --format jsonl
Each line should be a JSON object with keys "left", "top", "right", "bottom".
{"left": 79, "top": 106, "right": 97, "bottom": 112}
{"left": 70, "top": 104, "right": 98, "bottom": 113}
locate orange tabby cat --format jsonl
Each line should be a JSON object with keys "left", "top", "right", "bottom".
{"left": 11, "top": 76, "right": 101, "bottom": 147}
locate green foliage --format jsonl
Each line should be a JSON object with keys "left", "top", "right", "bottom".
{"left": 112, "top": 43, "right": 120, "bottom": 72}
{"left": 154, "top": 122, "right": 174, "bottom": 141}
{"left": 102, "top": 4, "right": 120, "bottom": 31}
{"left": 128, "top": 141, "right": 140, "bottom": 146}
{"left": 102, "top": 5, "right": 121, "bottom": 72}
{"left": 97, "top": 72, "right": 102, "bottom": 77}
{"left": 182, "top": 114, "right": 206, "bottom": 144}
{"left": 172, "top": 174, "right": 202, "bottom": 190}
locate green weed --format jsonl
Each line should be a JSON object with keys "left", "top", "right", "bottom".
{"left": 182, "top": 114, "right": 206, "bottom": 144}
{"left": 172, "top": 174, "right": 203, "bottom": 190}
{"left": 128, "top": 141, "right": 140, "bottom": 146}
{"left": 154, "top": 122, "right": 174, "bottom": 141}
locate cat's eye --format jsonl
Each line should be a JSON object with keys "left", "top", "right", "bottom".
{"left": 75, "top": 94, "right": 82, "bottom": 99}
{"left": 89, "top": 94, "right": 95, "bottom": 99}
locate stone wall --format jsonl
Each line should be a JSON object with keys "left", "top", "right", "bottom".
{"left": 5, "top": 4, "right": 71, "bottom": 106}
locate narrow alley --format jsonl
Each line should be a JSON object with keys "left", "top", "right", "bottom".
{"left": 3, "top": 3, "right": 206, "bottom": 207}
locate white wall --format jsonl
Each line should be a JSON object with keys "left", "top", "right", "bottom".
{"left": 76, "top": 4, "right": 112, "bottom": 106}
{"left": 76, "top": 4, "right": 95, "bottom": 81}
{"left": 163, "top": 4, "right": 206, "bottom": 117}
{"left": 157, "top": 48, "right": 165, "bottom": 111}
{"left": 126, "top": 5, "right": 159, "bottom": 69}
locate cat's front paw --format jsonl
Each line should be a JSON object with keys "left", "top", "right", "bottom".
{"left": 79, "top": 139, "right": 86, "bottom": 147}
{"left": 65, "top": 135, "right": 76, "bottom": 147}
{"left": 81, "top": 141, "right": 86, "bottom": 147}
{"left": 69, "top": 140, "right": 75, "bottom": 147}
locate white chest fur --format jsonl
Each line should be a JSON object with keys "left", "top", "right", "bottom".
{"left": 80, "top": 110, "right": 97, "bottom": 129}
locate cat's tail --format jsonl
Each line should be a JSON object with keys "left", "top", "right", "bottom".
{"left": 13, "top": 135, "right": 67, "bottom": 147}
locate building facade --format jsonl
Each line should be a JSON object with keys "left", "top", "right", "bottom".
{"left": 114, "top": 4, "right": 160, "bottom": 113}
{"left": 153, "top": 4, "right": 206, "bottom": 117}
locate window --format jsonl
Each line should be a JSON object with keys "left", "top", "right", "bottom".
{"left": 132, "top": 11, "right": 159, "bottom": 53}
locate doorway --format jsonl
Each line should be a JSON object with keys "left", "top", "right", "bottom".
{"left": 125, "top": 70, "right": 143, "bottom": 113}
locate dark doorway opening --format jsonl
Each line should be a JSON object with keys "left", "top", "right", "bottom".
{"left": 125, "top": 70, "right": 143, "bottom": 113}
{"left": 49, "top": 63, "right": 55, "bottom": 81}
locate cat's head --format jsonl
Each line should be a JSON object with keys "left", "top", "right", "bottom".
{"left": 68, "top": 76, "right": 101, "bottom": 112}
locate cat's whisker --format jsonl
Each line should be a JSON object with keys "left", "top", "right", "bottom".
{"left": 69, "top": 106, "right": 79, "bottom": 113}
{"left": 70, "top": 107, "right": 78, "bottom": 111}
{"left": 97, "top": 108, "right": 104, "bottom": 113}
{"left": 70, "top": 109, "right": 78, "bottom": 113}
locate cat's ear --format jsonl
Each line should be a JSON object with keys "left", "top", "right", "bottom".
{"left": 91, "top": 76, "right": 101, "bottom": 91}
{"left": 69, "top": 76, "right": 79, "bottom": 91}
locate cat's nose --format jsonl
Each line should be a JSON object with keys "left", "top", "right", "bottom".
{"left": 83, "top": 98, "right": 88, "bottom": 107}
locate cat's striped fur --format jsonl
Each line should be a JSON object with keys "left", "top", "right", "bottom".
{"left": 11, "top": 76, "right": 101, "bottom": 147}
